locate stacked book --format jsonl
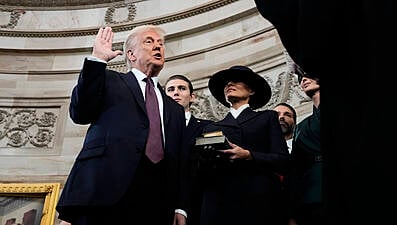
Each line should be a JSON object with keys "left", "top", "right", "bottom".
{"left": 195, "top": 131, "right": 231, "bottom": 158}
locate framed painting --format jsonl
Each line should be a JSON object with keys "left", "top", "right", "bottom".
{"left": 0, "top": 183, "right": 60, "bottom": 225}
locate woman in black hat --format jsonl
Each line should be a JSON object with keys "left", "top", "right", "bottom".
{"left": 197, "top": 65, "right": 290, "bottom": 225}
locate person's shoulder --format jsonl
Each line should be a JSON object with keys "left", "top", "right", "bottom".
{"left": 107, "top": 69, "right": 124, "bottom": 76}
{"left": 191, "top": 115, "right": 212, "bottom": 125}
{"left": 257, "top": 109, "right": 278, "bottom": 116}
{"left": 253, "top": 109, "right": 279, "bottom": 121}
{"left": 165, "top": 97, "right": 185, "bottom": 112}
{"left": 196, "top": 118, "right": 213, "bottom": 125}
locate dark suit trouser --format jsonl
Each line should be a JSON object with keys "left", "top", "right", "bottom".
{"left": 295, "top": 202, "right": 325, "bottom": 225}
{"left": 70, "top": 156, "right": 173, "bottom": 225}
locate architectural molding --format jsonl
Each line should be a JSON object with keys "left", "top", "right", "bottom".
{"left": 0, "top": 0, "right": 133, "bottom": 10}
{"left": 0, "top": 0, "right": 239, "bottom": 37}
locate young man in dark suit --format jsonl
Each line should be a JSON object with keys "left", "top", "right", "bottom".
{"left": 165, "top": 74, "right": 212, "bottom": 225}
{"left": 56, "top": 25, "right": 187, "bottom": 225}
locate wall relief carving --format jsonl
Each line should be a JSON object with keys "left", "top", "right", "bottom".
{"left": 104, "top": 3, "right": 136, "bottom": 25}
{"left": 0, "top": 98, "right": 68, "bottom": 156}
{"left": 0, "top": 9, "right": 25, "bottom": 29}
{"left": 0, "top": 108, "right": 56, "bottom": 148}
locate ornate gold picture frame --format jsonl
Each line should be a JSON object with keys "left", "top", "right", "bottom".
{"left": 0, "top": 183, "right": 60, "bottom": 225}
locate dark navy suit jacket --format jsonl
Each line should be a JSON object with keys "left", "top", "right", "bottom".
{"left": 57, "top": 59, "right": 186, "bottom": 218}
{"left": 186, "top": 115, "right": 212, "bottom": 154}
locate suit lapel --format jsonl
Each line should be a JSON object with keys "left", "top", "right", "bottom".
{"left": 187, "top": 116, "right": 200, "bottom": 139}
{"left": 158, "top": 86, "right": 170, "bottom": 129}
{"left": 236, "top": 108, "right": 258, "bottom": 124}
{"left": 121, "top": 71, "right": 146, "bottom": 112}
{"left": 216, "top": 113, "right": 239, "bottom": 127}
{"left": 122, "top": 73, "right": 170, "bottom": 129}
{"left": 216, "top": 108, "right": 258, "bottom": 127}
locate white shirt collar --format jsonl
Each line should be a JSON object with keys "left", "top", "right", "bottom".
{"left": 131, "top": 68, "right": 161, "bottom": 101}
{"left": 286, "top": 138, "right": 293, "bottom": 154}
{"left": 131, "top": 68, "right": 159, "bottom": 86}
{"left": 185, "top": 111, "right": 191, "bottom": 126}
{"left": 230, "top": 104, "right": 250, "bottom": 119}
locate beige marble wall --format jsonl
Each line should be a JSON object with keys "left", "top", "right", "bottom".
{"left": 0, "top": 0, "right": 311, "bottom": 188}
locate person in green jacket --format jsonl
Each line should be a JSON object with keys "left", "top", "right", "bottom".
{"left": 289, "top": 64, "right": 321, "bottom": 225}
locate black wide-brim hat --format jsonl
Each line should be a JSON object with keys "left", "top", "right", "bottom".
{"left": 208, "top": 65, "right": 271, "bottom": 109}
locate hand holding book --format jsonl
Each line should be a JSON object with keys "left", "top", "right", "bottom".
{"left": 223, "top": 142, "right": 253, "bottom": 160}
{"left": 195, "top": 131, "right": 231, "bottom": 159}
{"left": 195, "top": 131, "right": 252, "bottom": 160}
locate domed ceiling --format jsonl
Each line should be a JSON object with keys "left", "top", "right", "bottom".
{"left": 0, "top": 0, "right": 125, "bottom": 8}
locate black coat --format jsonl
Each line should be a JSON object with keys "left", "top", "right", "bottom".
{"left": 198, "top": 108, "right": 289, "bottom": 225}
{"left": 185, "top": 115, "right": 212, "bottom": 225}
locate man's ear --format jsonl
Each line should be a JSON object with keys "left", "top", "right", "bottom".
{"left": 190, "top": 93, "right": 196, "bottom": 104}
{"left": 127, "top": 50, "right": 136, "bottom": 62}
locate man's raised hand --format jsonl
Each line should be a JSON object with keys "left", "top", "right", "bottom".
{"left": 92, "top": 26, "right": 123, "bottom": 62}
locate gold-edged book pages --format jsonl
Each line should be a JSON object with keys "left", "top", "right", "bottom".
{"left": 202, "top": 130, "right": 224, "bottom": 138}
{"left": 195, "top": 131, "right": 230, "bottom": 150}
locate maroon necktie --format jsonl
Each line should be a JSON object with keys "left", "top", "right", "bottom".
{"left": 144, "top": 77, "right": 164, "bottom": 163}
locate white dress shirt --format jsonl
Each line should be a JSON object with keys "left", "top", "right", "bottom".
{"left": 185, "top": 111, "right": 191, "bottom": 126}
{"left": 286, "top": 138, "right": 293, "bottom": 154}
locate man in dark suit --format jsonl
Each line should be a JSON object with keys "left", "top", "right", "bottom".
{"left": 164, "top": 74, "right": 212, "bottom": 225}
{"left": 56, "top": 25, "right": 187, "bottom": 225}
{"left": 198, "top": 65, "right": 290, "bottom": 225}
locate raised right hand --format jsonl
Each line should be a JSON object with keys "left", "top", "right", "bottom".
{"left": 92, "top": 26, "right": 123, "bottom": 62}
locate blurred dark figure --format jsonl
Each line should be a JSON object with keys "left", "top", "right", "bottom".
{"left": 254, "top": 1, "right": 395, "bottom": 225}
